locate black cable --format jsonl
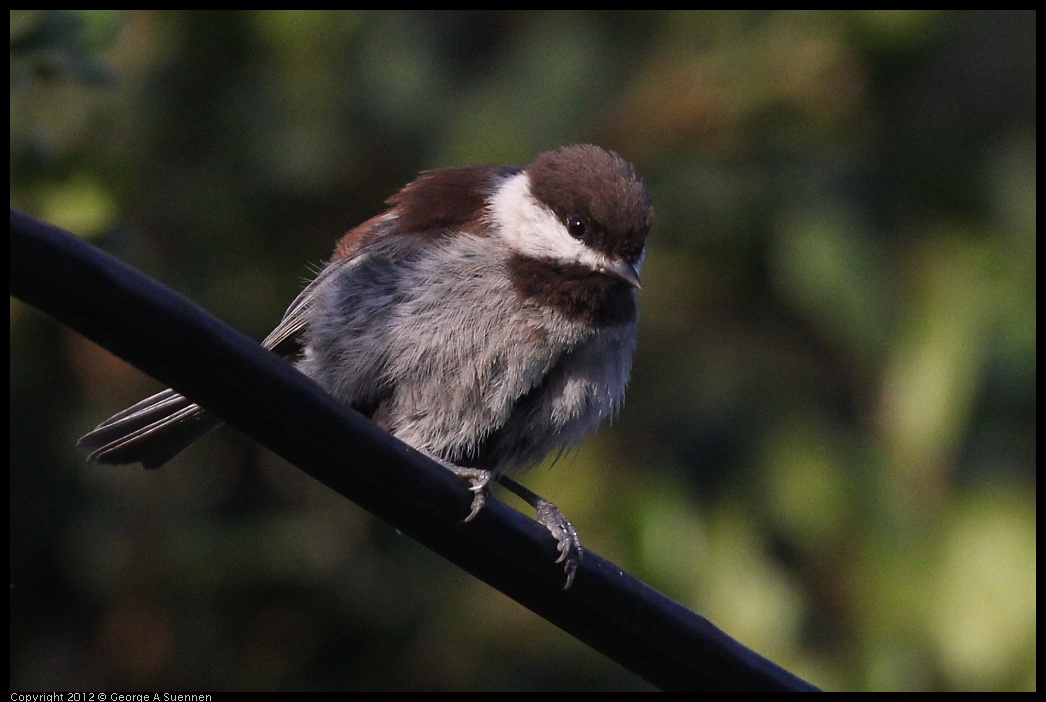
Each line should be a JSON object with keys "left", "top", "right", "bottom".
{"left": 10, "top": 208, "right": 820, "bottom": 691}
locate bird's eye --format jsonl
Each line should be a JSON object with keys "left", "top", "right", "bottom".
{"left": 566, "top": 216, "right": 587, "bottom": 239}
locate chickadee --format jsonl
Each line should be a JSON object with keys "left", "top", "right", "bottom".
{"left": 78, "top": 144, "right": 653, "bottom": 588}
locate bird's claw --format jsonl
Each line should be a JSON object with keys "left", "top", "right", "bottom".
{"left": 535, "top": 498, "right": 583, "bottom": 589}
{"left": 441, "top": 463, "right": 493, "bottom": 523}
{"left": 463, "top": 483, "right": 486, "bottom": 523}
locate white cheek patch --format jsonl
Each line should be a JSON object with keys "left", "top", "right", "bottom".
{"left": 488, "top": 172, "right": 609, "bottom": 271}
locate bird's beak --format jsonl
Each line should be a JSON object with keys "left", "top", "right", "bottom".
{"left": 599, "top": 257, "right": 642, "bottom": 289}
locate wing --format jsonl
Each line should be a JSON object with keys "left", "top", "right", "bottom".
{"left": 79, "top": 162, "right": 516, "bottom": 468}
{"left": 79, "top": 217, "right": 387, "bottom": 468}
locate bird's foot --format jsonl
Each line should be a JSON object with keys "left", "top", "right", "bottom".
{"left": 440, "top": 462, "right": 493, "bottom": 522}
{"left": 429, "top": 455, "right": 583, "bottom": 589}
{"left": 534, "top": 497, "right": 583, "bottom": 589}
{"left": 498, "top": 476, "right": 584, "bottom": 589}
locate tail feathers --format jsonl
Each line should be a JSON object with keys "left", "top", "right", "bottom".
{"left": 77, "top": 388, "right": 223, "bottom": 469}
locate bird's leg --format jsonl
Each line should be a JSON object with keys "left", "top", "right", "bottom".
{"left": 497, "top": 475, "right": 583, "bottom": 590}
{"left": 424, "top": 450, "right": 581, "bottom": 589}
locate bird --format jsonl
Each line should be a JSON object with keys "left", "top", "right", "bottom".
{"left": 78, "top": 144, "right": 654, "bottom": 588}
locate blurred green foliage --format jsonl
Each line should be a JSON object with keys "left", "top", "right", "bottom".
{"left": 10, "top": 10, "right": 1035, "bottom": 691}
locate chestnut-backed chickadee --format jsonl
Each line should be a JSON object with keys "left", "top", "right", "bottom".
{"left": 78, "top": 144, "right": 653, "bottom": 588}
